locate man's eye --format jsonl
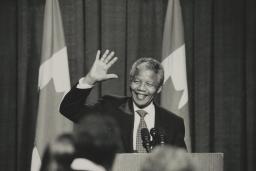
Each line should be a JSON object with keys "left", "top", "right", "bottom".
{"left": 146, "top": 83, "right": 154, "bottom": 87}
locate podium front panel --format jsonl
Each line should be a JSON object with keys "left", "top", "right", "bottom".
{"left": 112, "top": 153, "right": 223, "bottom": 171}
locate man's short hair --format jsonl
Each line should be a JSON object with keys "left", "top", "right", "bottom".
{"left": 141, "top": 146, "right": 198, "bottom": 171}
{"left": 129, "top": 58, "right": 165, "bottom": 87}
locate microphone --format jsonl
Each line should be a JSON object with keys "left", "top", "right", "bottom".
{"left": 158, "top": 129, "right": 166, "bottom": 146}
{"left": 150, "top": 128, "right": 159, "bottom": 147}
{"left": 141, "top": 128, "right": 151, "bottom": 153}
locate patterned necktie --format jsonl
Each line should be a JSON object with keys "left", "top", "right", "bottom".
{"left": 136, "top": 110, "right": 148, "bottom": 153}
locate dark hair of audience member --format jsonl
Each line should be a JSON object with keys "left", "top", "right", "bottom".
{"left": 40, "top": 133, "right": 75, "bottom": 171}
{"left": 74, "top": 112, "right": 123, "bottom": 171}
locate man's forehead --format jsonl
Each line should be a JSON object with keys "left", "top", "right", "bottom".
{"left": 134, "top": 68, "right": 156, "bottom": 76}
{"left": 133, "top": 69, "right": 159, "bottom": 82}
{"left": 135, "top": 62, "right": 156, "bottom": 73}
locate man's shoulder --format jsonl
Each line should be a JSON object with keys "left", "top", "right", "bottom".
{"left": 155, "top": 105, "right": 184, "bottom": 122}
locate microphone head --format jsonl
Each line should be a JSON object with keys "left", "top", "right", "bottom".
{"left": 150, "top": 128, "right": 159, "bottom": 146}
{"left": 158, "top": 129, "right": 166, "bottom": 145}
{"left": 141, "top": 128, "right": 150, "bottom": 141}
{"left": 150, "top": 128, "right": 159, "bottom": 137}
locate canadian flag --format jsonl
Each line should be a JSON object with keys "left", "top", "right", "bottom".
{"left": 161, "top": 0, "right": 191, "bottom": 152}
{"left": 30, "top": 0, "right": 73, "bottom": 170}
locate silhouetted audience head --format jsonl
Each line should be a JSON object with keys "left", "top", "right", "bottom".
{"left": 40, "top": 133, "right": 75, "bottom": 171}
{"left": 71, "top": 112, "right": 123, "bottom": 171}
{"left": 141, "top": 146, "right": 198, "bottom": 171}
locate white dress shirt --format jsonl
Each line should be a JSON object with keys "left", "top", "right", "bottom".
{"left": 77, "top": 77, "right": 94, "bottom": 89}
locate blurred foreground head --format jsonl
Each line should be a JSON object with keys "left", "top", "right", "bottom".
{"left": 141, "top": 146, "right": 198, "bottom": 171}
{"left": 73, "top": 112, "right": 123, "bottom": 171}
{"left": 40, "top": 133, "right": 75, "bottom": 171}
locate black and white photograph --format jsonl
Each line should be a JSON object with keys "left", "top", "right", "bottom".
{"left": 0, "top": 0, "right": 255, "bottom": 171}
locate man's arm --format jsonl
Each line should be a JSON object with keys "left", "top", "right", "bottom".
{"left": 59, "top": 50, "right": 118, "bottom": 122}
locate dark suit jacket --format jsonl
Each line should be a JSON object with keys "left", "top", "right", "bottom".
{"left": 60, "top": 85, "right": 187, "bottom": 152}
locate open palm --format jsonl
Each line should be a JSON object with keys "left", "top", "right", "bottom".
{"left": 88, "top": 50, "right": 118, "bottom": 82}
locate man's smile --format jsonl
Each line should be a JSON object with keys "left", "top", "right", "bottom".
{"left": 135, "top": 93, "right": 147, "bottom": 100}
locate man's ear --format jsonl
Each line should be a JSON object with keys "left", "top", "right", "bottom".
{"left": 157, "top": 86, "right": 162, "bottom": 94}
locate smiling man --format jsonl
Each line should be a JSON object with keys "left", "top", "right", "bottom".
{"left": 59, "top": 50, "right": 186, "bottom": 153}
{"left": 129, "top": 58, "right": 163, "bottom": 108}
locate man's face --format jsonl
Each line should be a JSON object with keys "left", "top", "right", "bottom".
{"left": 130, "top": 64, "right": 162, "bottom": 108}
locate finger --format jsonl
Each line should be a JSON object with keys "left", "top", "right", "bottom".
{"left": 104, "top": 51, "right": 115, "bottom": 63}
{"left": 100, "top": 49, "right": 110, "bottom": 61}
{"left": 106, "top": 57, "right": 118, "bottom": 68}
{"left": 95, "top": 50, "right": 101, "bottom": 60}
{"left": 105, "top": 74, "right": 118, "bottom": 79}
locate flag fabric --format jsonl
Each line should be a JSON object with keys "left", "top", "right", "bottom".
{"left": 161, "top": 0, "right": 191, "bottom": 151}
{"left": 30, "top": 0, "right": 73, "bottom": 170}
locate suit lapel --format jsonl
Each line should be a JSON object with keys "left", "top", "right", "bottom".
{"left": 154, "top": 105, "right": 176, "bottom": 144}
{"left": 118, "top": 97, "right": 134, "bottom": 152}
{"left": 154, "top": 104, "right": 163, "bottom": 128}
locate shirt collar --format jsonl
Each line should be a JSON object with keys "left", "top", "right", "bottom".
{"left": 133, "top": 102, "right": 155, "bottom": 115}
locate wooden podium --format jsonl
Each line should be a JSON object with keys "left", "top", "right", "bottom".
{"left": 112, "top": 153, "right": 223, "bottom": 171}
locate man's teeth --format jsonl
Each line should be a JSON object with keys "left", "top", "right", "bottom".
{"left": 137, "top": 94, "right": 146, "bottom": 99}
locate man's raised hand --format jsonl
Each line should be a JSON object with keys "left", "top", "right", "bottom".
{"left": 83, "top": 50, "right": 118, "bottom": 85}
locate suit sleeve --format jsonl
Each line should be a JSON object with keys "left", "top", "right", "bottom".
{"left": 59, "top": 83, "right": 98, "bottom": 123}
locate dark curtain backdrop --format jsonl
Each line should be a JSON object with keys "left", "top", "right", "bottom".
{"left": 183, "top": 1, "right": 256, "bottom": 171}
{"left": 0, "top": 0, "right": 255, "bottom": 171}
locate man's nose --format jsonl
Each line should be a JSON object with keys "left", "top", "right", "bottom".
{"left": 137, "top": 82, "right": 146, "bottom": 91}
